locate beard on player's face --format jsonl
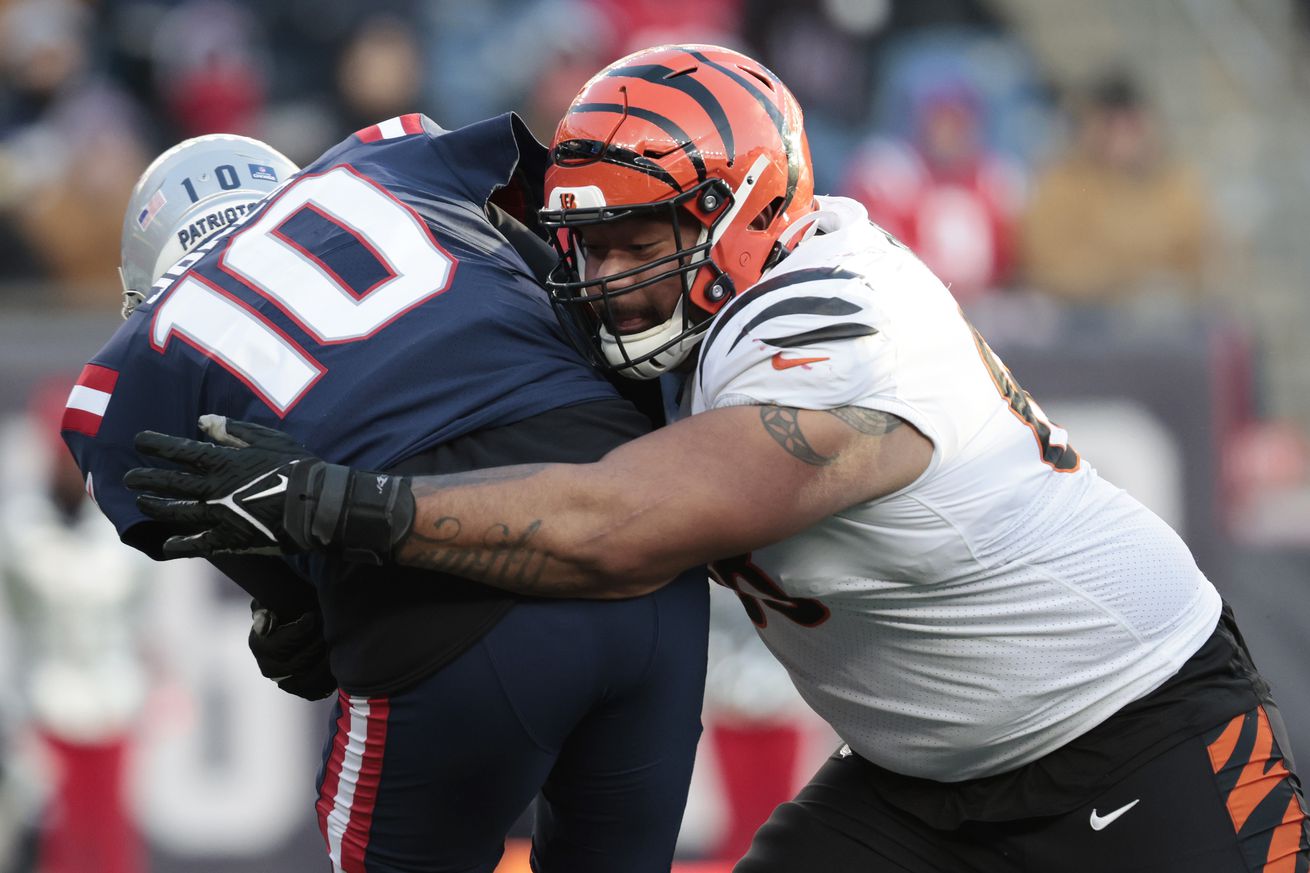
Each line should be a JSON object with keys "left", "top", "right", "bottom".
{"left": 579, "top": 213, "right": 694, "bottom": 335}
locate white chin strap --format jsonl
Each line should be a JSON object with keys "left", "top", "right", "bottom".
{"left": 599, "top": 297, "right": 701, "bottom": 379}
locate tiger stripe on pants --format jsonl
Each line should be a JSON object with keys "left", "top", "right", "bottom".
{"left": 1206, "top": 706, "right": 1310, "bottom": 873}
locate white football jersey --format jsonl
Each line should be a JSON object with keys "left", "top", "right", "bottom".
{"left": 689, "top": 196, "right": 1221, "bottom": 781}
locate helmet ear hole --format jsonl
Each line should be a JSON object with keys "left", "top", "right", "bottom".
{"left": 749, "top": 196, "right": 785, "bottom": 231}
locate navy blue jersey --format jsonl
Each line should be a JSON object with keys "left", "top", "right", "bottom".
{"left": 63, "top": 113, "right": 618, "bottom": 554}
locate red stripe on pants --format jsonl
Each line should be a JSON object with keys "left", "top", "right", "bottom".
{"left": 316, "top": 691, "right": 352, "bottom": 851}
{"left": 339, "top": 697, "right": 390, "bottom": 871}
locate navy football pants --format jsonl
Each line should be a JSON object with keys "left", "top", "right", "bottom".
{"left": 314, "top": 572, "right": 708, "bottom": 873}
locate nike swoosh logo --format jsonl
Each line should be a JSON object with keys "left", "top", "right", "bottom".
{"left": 242, "top": 473, "right": 289, "bottom": 503}
{"left": 1089, "top": 799, "right": 1140, "bottom": 831}
{"left": 771, "top": 352, "right": 830, "bottom": 370}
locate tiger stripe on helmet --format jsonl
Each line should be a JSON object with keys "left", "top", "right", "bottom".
{"left": 596, "top": 50, "right": 799, "bottom": 208}
{"left": 570, "top": 100, "right": 706, "bottom": 186}
{"left": 552, "top": 130, "right": 684, "bottom": 192}
{"left": 686, "top": 48, "right": 801, "bottom": 212}
{"left": 604, "top": 63, "right": 736, "bottom": 161}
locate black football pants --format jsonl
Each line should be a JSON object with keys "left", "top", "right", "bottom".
{"left": 737, "top": 704, "right": 1310, "bottom": 873}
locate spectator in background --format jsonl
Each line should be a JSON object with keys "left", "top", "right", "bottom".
{"left": 518, "top": 43, "right": 613, "bottom": 143}
{"left": 740, "top": 0, "right": 1012, "bottom": 193}
{"left": 841, "top": 83, "right": 1025, "bottom": 305}
{"left": 151, "top": 0, "right": 268, "bottom": 140}
{"left": 333, "top": 15, "right": 424, "bottom": 136}
{"left": 0, "top": 379, "right": 154, "bottom": 873}
{"left": 0, "top": 0, "right": 150, "bottom": 302}
{"left": 1019, "top": 71, "right": 1217, "bottom": 303}
{"left": 589, "top": 0, "right": 742, "bottom": 54}
{"left": 424, "top": 0, "right": 611, "bottom": 131}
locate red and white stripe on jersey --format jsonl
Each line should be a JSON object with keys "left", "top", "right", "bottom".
{"left": 355, "top": 114, "right": 424, "bottom": 144}
{"left": 317, "top": 692, "right": 390, "bottom": 873}
{"left": 61, "top": 364, "right": 119, "bottom": 437}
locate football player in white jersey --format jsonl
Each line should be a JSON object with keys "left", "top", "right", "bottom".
{"left": 127, "top": 46, "right": 1309, "bottom": 871}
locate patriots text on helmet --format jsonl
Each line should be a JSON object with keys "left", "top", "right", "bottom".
{"left": 175, "top": 203, "right": 255, "bottom": 252}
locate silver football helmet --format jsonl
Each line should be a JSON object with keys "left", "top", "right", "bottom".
{"left": 119, "top": 134, "right": 298, "bottom": 318}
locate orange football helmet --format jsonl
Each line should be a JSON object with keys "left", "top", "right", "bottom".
{"left": 540, "top": 44, "right": 816, "bottom": 378}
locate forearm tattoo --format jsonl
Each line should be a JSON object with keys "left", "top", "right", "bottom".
{"left": 404, "top": 515, "right": 549, "bottom": 588}
{"left": 826, "top": 406, "right": 905, "bottom": 436}
{"left": 759, "top": 406, "right": 833, "bottom": 466}
{"left": 402, "top": 465, "right": 552, "bottom": 590}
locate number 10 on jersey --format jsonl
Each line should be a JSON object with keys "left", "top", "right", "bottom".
{"left": 149, "top": 165, "right": 457, "bottom": 414}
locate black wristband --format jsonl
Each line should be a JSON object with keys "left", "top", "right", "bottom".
{"left": 283, "top": 461, "right": 415, "bottom": 564}
{"left": 338, "top": 470, "right": 415, "bottom": 565}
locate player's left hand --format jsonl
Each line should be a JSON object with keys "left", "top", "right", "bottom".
{"left": 248, "top": 600, "right": 337, "bottom": 701}
{"left": 124, "top": 415, "right": 318, "bottom": 558}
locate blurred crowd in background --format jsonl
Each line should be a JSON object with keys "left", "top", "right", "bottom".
{"left": 0, "top": 0, "right": 1229, "bottom": 307}
{"left": 0, "top": 0, "right": 1309, "bottom": 871}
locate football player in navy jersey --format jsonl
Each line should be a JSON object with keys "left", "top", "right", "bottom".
{"left": 63, "top": 119, "right": 708, "bottom": 873}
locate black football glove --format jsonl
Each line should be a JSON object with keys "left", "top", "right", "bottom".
{"left": 125, "top": 415, "right": 316, "bottom": 557}
{"left": 124, "top": 415, "right": 415, "bottom": 563}
{"left": 248, "top": 601, "right": 337, "bottom": 701}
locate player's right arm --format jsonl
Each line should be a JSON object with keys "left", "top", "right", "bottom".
{"left": 392, "top": 401, "right": 930, "bottom": 597}
{"left": 127, "top": 399, "right": 931, "bottom": 598}
{"left": 387, "top": 262, "right": 936, "bottom": 597}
